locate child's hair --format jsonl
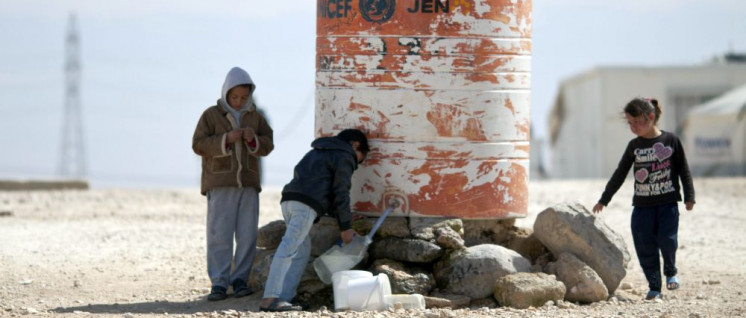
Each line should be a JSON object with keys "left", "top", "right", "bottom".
{"left": 336, "top": 129, "right": 370, "bottom": 155}
{"left": 624, "top": 97, "right": 662, "bottom": 124}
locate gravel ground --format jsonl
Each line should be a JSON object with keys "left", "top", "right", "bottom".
{"left": 1, "top": 177, "right": 744, "bottom": 317}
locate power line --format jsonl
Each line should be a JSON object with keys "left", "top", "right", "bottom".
{"left": 275, "top": 87, "right": 314, "bottom": 142}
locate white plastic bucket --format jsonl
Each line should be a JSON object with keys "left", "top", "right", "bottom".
{"left": 384, "top": 294, "right": 426, "bottom": 310}
{"left": 331, "top": 270, "right": 372, "bottom": 311}
{"left": 346, "top": 273, "right": 392, "bottom": 311}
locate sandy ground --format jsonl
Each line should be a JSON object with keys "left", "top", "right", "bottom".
{"left": 1, "top": 178, "right": 744, "bottom": 317}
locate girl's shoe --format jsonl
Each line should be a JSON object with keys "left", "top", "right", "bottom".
{"left": 645, "top": 290, "right": 662, "bottom": 300}
{"left": 666, "top": 276, "right": 680, "bottom": 290}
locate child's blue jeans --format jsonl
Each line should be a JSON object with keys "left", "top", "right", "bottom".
{"left": 263, "top": 200, "right": 316, "bottom": 301}
{"left": 631, "top": 202, "right": 679, "bottom": 292}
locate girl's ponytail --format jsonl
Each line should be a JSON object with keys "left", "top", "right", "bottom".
{"left": 648, "top": 98, "right": 662, "bottom": 123}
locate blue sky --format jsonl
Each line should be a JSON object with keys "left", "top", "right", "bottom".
{"left": 0, "top": 0, "right": 744, "bottom": 188}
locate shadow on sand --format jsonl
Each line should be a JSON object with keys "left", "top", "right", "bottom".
{"left": 51, "top": 295, "right": 261, "bottom": 315}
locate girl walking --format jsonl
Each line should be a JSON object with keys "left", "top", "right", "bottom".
{"left": 593, "top": 97, "right": 695, "bottom": 300}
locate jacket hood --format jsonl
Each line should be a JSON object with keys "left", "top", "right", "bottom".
{"left": 312, "top": 137, "right": 358, "bottom": 168}
{"left": 219, "top": 67, "right": 256, "bottom": 113}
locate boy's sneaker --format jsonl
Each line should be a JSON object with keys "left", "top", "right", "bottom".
{"left": 231, "top": 279, "right": 253, "bottom": 298}
{"left": 207, "top": 286, "right": 228, "bottom": 301}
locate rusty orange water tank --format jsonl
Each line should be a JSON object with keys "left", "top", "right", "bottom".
{"left": 316, "top": 0, "right": 531, "bottom": 218}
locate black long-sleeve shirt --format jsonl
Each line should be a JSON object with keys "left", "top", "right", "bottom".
{"left": 599, "top": 131, "right": 695, "bottom": 207}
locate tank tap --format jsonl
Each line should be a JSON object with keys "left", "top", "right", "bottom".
{"left": 383, "top": 189, "right": 408, "bottom": 215}
{"left": 387, "top": 197, "right": 402, "bottom": 209}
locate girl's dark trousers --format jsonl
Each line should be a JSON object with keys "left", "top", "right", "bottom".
{"left": 631, "top": 202, "right": 679, "bottom": 292}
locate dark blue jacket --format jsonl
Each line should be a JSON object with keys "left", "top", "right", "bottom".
{"left": 281, "top": 136, "right": 358, "bottom": 231}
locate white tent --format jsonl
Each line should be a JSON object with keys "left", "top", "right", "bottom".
{"left": 683, "top": 84, "right": 746, "bottom": 176}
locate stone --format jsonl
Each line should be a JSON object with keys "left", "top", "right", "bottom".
{"left": 352, "top": 216, "right": 411, "bottom": 238}
{"left": 423, "top": 296, "right": 453, "bottom": 309}
{"left": 309, "top": 217, "right": 342, "bottom": 257}
{"left": 469, "top": 297, "right": 498, "bottom": 309}
{"left": 493, "top": 272, "right": 566, "bottom": 309}
{"left": 370, "top": 259, "right": 435, "bottom": 295}
{"left": 248, "top": 248, "right": 276, "bottom": 291}
{"left": 546, "top": 253, "right": 609, "bottom": 303}
{"left": 256, "top": 220, "right": 285, "bottom": 249}
{"left": 434, "top": 227, "right": 466, "bottom": 250}
{"left": 505, "top": 227, "right": 547, "bottom": 263}
{"left": 427, "top": 292, "right": 471, "bottom": 309}
{"left": 409, "top": 217, "right": 463, "bottom": 241}
{"left": 434, "top": 244, "right": 531, "bottom": 299}
{"left": 611, "top": 289, "right": 637, "bottom": 302}
{"left": 370, "top": 237, "right": 443, "bottom": 263}
{"left": 533, "top": 202, "right": 630, "bottom": 293}
{"left": 462, "top": 219, "right": 515, "bottom": 246}
{"left": 296, "top": 281, "right": 333, "bottom": 311}
{"left": 533, "top": 252, "right": 554, "bottom": 270}
{"left": 257, "top": 216, "right": 347, "bottom": 257}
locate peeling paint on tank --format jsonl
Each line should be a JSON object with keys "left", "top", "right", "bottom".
{"left": 477, "top": 161, "right": 497, "bottom": 178}
{"left": 353, "top": 200, "right": 377, "bottom": 212}
{"left": 317, "top": 0, "right": 532, "bottom": 219}
{"left": 351, "top": 156, "right": 529, "bottom": 218}
{"left": 505, "top": 98, "right": 516, "bottom": 115}
{"left": 318, "top": 37, "right": 531, "bottom": 57}
{"left": 319, "top": 72, "right": 530, "bottom": 90}
{"left": 516, "top": 118, "right": 530, "bottom": 138}
{"left": 318, "top": 54, "right": 529, "bottom": 73}
{"left": 516, "top": 143, "right": 530, "bottom": 154}
{"left": 317, "top": 90, "right": 530, "bottom": 142}
{"left": 426, "top": 103, "right": 488, "bottom": 141}
{"left": 348, "top": 102, "right": 372, "bottom": 112}
{"left": 504, "top": 74, "right": 516, "bottom": 83}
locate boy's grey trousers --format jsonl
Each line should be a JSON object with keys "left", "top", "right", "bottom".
{"left": 206, "top": 187, "right": 259, "bottom": 289}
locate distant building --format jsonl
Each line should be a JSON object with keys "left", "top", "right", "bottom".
{"left": 529, "top": 124, "right": 547, "bottom": 180}
{"left": 547, "top": 58, "right": 746, "bottom": 179}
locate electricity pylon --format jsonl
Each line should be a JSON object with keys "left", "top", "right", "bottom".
{"left": 58, "top": 13, "right": 87, "bottom": 178}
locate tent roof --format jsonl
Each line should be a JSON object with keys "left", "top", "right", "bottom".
{"left": 689, "top": 83, "right": 746, "bottom": 117}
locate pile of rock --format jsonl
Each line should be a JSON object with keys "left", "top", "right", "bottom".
{"left": 248, "top": 202, "right": 630, "bottom": 310}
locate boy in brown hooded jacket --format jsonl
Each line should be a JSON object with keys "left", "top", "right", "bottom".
{"left": 192, "top": 66, "right": 274, "bottom": 301}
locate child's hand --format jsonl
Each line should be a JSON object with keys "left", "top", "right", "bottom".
{"left": 340, "top": 229, "right": 356, "bottom": 244}
{"left": 685, "top": 202, "right": 694, "bottom": 211}
{"left": 227, "top": 129, "right": 244, "bottom": 143}
{"left": 592, "top": 203, "right": 604, "bottom": 214}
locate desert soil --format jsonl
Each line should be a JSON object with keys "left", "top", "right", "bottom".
{"left": 1, "top": 177, "right": 744, "bottom": 317}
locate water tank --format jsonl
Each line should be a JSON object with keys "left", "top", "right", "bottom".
{"left": 316, "top": 0, "right": 531, "bottom": 218}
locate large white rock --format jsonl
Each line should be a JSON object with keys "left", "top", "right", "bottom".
{"left": 533, "top": 202, "right": 630, "bottom": 293}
